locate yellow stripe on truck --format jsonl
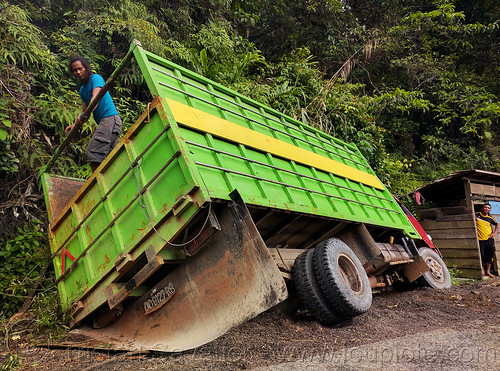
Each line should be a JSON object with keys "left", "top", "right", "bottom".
{"left": 165, "top": 97, "right": 385, "bottom": 190}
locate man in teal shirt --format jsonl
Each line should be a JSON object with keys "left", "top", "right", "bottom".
{"left": 65, "top": 55, "right": 122, "bottom": 172}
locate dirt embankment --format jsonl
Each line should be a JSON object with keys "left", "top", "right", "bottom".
{"left": 3, "top": 279, "right": 500, "bottom": 370}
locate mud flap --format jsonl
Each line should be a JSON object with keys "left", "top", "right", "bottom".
{"left": 403, "top": 253, "right": 430, "bottom": 282}
{"left": 57, "top": 192, "right": 288, "bottom": 352}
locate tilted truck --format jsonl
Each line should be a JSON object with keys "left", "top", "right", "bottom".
{"left": 40, "top": 41, "right": 451, "bottom": 352}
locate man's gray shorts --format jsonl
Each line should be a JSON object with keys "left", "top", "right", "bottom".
{"left": 86, "top": 115, "right": 123, "bottom": 163}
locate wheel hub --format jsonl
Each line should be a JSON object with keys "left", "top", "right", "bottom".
{"left": 338, "top": 254, "right": 362, "bottom": 293}
{"left": 426, "top": 256, "right": 444, "bottom": 282}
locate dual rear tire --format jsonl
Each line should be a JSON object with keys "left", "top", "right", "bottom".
{"left": 293, "top": 238, "right": 372, "bottom": 324}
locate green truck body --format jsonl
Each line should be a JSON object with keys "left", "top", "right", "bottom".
{"left": 41, "top": 42, "right": 439, "bottom": 352}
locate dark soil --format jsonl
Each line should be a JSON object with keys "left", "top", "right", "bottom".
{"left": 3, "top": 279, "right": 500, "bottom": 370}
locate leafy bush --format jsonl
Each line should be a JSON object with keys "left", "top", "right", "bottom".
{"left": 0, "top": 140, "right": 19, "bottom": 173}
{"left": 0, "top": 220, "right": 51, "bottom": 317}
{"left": 448, "top": 265, "right": 462, "bottom": 286}
{"left": 0, "top": 219, "right": 69, "bottom": 363}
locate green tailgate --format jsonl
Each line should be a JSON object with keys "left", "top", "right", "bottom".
{"left": 42, "top": 98, "right": 210, "bottom": 316}
{"left": 133, "top": 44, "right": 418, "bottom": 237}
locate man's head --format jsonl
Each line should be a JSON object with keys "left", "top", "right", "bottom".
{"left": 69, "top": 55, "right": 92, "bottom": 82}
{"left": 481, "top": 203, "right": 491, "bottom": 214}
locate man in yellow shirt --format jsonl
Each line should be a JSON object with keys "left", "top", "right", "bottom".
{"left": 475, "top": 203, "right": 499, "bottom": 278}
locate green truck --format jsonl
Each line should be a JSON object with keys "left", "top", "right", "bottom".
{"left": 41, "top": 41, "right": 451, "bottom": 352}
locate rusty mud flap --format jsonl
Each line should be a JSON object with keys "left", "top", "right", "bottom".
{"left": 56, "top": 192, "right": 288, "bottom": 352}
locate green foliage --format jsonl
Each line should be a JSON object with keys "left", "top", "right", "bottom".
{"left": 0, "top": 220, "right": 49, "bottom": 317}
{"left": 0, "top": 2, "right": 55, "bottom": 73}
{"left": 432, "top": 71, "right": 500, "bottom": 138}
{"left": 114, "top": 96, "right": 147, "bottom": 132}
{"left": 448, "top": 265, "right": 462, "bottom": 286}
{"left": 0, "top": 61, "right": 33, "bottom": 171}
{"left": 0, "top": 140, "right": 19, "bottom": 173}
{"left": 253, "top": 0, "right": 348, "bottom": 62}
{"left": 190, "top": 21, "right": 235, "bottom": 61}
{"left": 32, "top": 90, "right": 81, "bottom": 136}
{"left": 0, "top": 286, "right": 70, "bottom": 370}
{"left": 269, "top": 47, "right": 320, "bottom": 117}
{"left": 0, "top": 98, "right": 12, "bottom": 141}
{"left": 190, "top": 48, "right": 221, "bottom": 79}
{"left": 186, "top": 21, "right": 268, "bottom": 86}
{"left": 0, "top": 217, "right": 70, "bottom": 361}
{"left": 387, "top": 0, "right": 488, "bottom": 56}
{"left": 415, "top": 137, "right": 493, "bottom": 181}
{"left": 0, "top": 0, "right": 493, "bottom": 193}
{"left": 0, "top": 353, "right": 21, "bottom": 371}
{"left": 378, "top": 156, "right": 421, "bottom": 195}
{"left": 374, "top": 89, "right": 433, "bottom": 115}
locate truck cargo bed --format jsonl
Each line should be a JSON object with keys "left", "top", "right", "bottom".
{"left": 41, "top": 42, "right": 423, "bottom": 351}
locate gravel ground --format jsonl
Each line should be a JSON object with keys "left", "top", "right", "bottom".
{"left": 2, "top": 278, "right": 500, "bottom": 370}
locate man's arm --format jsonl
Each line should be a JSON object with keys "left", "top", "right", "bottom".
{"left": 89, "top": 87, "right": 101, "bottom": 107}
{"left": 65, "top": 87, "right": 100, "bottom": 134}
{"left": 491, "top": 222, "right": 500, "bottom": 238}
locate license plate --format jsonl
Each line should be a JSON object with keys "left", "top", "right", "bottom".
{"left": 143, "top": 282, "right": 176, "bottom": 315}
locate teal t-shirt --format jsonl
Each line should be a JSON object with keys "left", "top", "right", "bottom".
{"left": 79, "top": 73, "right": 118, "bottom": 123}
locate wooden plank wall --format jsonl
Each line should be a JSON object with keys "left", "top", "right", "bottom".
{"left": 419, "top": 217, "right": 482, "bottom": 279}
{"left": 470, "top": 183, "right": 500, "bottom": 198}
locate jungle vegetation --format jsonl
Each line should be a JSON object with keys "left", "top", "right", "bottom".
{"left": 0, "top": 0, "right": 499, "bottom": 346}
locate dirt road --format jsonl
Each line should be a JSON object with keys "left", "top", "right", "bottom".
{"left": 4, "top": 278, "right": 500, "bottom": 370}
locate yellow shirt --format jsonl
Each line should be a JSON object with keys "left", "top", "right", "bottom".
{"left": 475, "top": 212, "right": 497, "bottom": 241}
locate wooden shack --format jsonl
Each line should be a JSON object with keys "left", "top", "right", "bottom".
{"left": 415, "top": 169, "right": 500, "bottom": 279}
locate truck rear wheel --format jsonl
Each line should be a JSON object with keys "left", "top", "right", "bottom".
{"left": 312, "top": 238, "right": 372, "bottom": 317}
{"left": 417, "top": 247, "right": 452, "bottom": 289}
{"left": 292, "top": 248, "right": 342, "bottom": 325}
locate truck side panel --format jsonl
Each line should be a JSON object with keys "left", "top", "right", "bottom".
{"left": 133, "top": 47, "right": 419, "bottom": 238}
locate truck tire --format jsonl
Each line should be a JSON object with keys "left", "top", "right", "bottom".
{"left": 312, "top": 238, "right": 372, "bottom": 317}
{"left": 417, "top": 247, "right": 452, "bottom": 289}
{"left": 292, "top": 248, "right": 342, "bottom": 325}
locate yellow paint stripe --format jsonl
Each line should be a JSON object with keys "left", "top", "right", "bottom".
{"left": 165, "top": 98, "right": 384, "bottom": 190}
